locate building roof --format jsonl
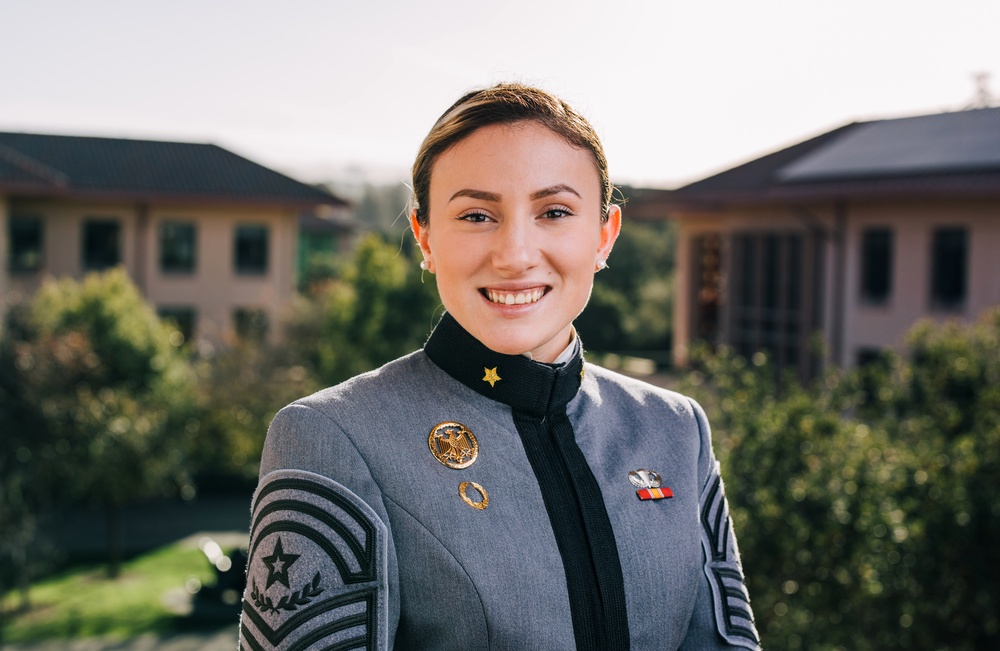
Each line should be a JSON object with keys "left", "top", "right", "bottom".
{"left": 0, "top": 132, "right": 347, "bottom": 208}
{"left": 671, "top": 107, "right": 1000, "bottom": 207}
{"left": 298, "top": 211, "right": 357, "bottom": 233}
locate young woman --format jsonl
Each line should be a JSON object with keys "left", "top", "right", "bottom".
{"left": 240, "top": 84, "right": 759, "bottom": 650}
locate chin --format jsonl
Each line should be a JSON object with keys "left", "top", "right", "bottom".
{"left": 480, "top": 335, "right": 534, "bottom": 357}
{"left": 481, "top": 328, "right": 567, "bottom": 362}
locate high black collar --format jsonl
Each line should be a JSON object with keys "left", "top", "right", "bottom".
{"left": 423, "top": 312, "right": 584, "bottom": 417}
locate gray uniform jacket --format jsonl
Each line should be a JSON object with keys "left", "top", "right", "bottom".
{"left": 240, "top": 314, "right": 759, "bottom": 650}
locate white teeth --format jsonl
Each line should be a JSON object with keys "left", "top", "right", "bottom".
{"left": 487, "top": 289, "right": 544, "bottom": 305}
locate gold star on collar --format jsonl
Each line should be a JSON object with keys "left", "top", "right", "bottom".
{"left": 482, "top": 367, "right": 501, "bottom": 387}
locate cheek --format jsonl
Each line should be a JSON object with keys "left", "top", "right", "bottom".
{"left": 427, "top": 235, "right": 479, "bottom": 301}
{"left": 431, "top": 233, "right": 477, "bottom": 271}
{"left": 556, "top": 232, "right": 601, "bottom": 272}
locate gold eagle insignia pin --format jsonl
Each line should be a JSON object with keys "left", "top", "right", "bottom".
{"left": 428, "top": 421, "right": 479, "bottom": 469}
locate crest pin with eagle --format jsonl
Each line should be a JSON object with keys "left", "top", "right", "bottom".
{"left": 428, "top": 422, "right": 479, "bottom": 469}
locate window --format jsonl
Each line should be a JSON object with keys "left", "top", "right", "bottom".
{"left": 729, "top": 232, "right": 806, "bottom": 371}
{"left": 860, "top": 228, "right": 893, "bottom": 304}
{"left": 8, "top": 215, "right": 43, "bottom": 272}
{"left": 159, "top": 222, "right": 196, "bottom": 273}
{"left": 235, "top": 225, "right": 268, "bottom": 275}
{"left": 930, "top": 227, "right": 967, "bottom": 309}
{"left": 234, "top": 308, "right": 269, "bottom": 342}
{"left": 83, "top": 219, "right": 121, "bottom": 270}
{"left": 158, "top": 306, "right": 196, "bottom": 344}
{"left": 691, "top": 233, "right": 722, "bottom": 345}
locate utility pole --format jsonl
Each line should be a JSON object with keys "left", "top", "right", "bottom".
{"left": 968, "top": 72, "right": 994, "bottom": 109}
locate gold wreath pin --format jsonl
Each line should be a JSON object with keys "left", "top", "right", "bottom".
{"left": 459, "top": 481, "right": 489, "bottom": 510}
{"left": 428, "top": 421, "right": 479, "bottom": 469}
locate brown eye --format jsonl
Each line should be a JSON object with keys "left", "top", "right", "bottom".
{"left": 458, "top": 212, "right": 492, "bottom": 223}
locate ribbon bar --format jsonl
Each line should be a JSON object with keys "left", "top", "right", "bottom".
{"left": 636, "top": 487, "right": 674, "bottom": 501}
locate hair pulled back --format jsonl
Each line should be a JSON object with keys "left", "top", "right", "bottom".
{"left": 411, "top": 83, "right": 613, "bottom": 227}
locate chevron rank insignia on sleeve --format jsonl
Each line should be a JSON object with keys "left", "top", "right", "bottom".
{"left": 699, "top": 466, "right": 760, "bottom": 649}
{"left": 240, "top": 469, "right": 388, "bottom": 651}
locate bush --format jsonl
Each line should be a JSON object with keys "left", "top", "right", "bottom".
{"left": 286, "top": 232, "right": 440, "bottom": 386}
{"left": 577, "top": 219, "right": 675, "bottom": 354}
{"left": 681, "top": 308, "right": 1000, "bottom": 650}
{"left": 192, "top": 344, "right": 319, "bottom": 489}
{"left": 1, "top": 269, "right": 198, "bottom": 579}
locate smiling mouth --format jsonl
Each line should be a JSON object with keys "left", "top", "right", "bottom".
{"left": 482, "top": 287, "right": 547, "bottom": 306}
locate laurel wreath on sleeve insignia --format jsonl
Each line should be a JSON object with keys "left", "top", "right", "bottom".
{"left": 251, "top": 572, "right": 325, "bottom": 614}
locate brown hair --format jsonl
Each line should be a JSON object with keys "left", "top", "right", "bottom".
{"left": 411, "top": 83, "right": 613, "bottom": 226}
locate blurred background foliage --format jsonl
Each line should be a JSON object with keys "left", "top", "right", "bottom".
{"left": 286, "top": 231, "right": 442, "bottom": 386}
{"left": 680, "top": 308, "right": 1000, "bottom": 650}
{"left": 2, "top": 187, "right": 999, "bottom": 649}
{"left": 1, "top": 269, "right": 199, "bottom": 584}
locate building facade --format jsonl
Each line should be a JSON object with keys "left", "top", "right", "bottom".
{"left": 668, "top": 108, "right": 1000, "bottom": 376}
{"left": 1, "top": 132, "right": 347, "bottom": 346}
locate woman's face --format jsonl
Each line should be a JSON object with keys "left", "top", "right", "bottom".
{"left": 412, "top": 120, "right": 620, "bottom": 363}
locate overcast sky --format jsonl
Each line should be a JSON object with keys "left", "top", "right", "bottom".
{"left": 1, "top": 0, "right": 996, "bottom": 188}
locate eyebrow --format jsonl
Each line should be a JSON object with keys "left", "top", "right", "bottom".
{"left": 448, "top": 184, "right": 581, "bottom": 204}
{"left": 530, "top": 184, "right": 581, "bottom": 200}
{"left": 448, "top": 188, "right": 501, "bottom": 203}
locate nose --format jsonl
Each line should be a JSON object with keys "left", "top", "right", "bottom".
{"left": 491, "top": 215, "right": 540, "bottom": 275}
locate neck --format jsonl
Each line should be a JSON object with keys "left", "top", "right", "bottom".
{"left": 423, "top": 312, "right": 585, "bottom": 416}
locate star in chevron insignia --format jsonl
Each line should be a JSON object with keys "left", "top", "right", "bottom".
{"left": 262, "top": 537, "right": 300, "bottom": 589}
{"left": 482, "top": 367, "right": 501, "bottom": 387}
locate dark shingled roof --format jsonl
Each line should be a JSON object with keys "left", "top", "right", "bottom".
{"left": 0, "top": 132, "right": 347, "bottom": 207}
{"left": 781, "top": 107, "right": 1000, "bottom": 180}
{"left": 671, "top": 107, "right": 1000, "bottom": 207}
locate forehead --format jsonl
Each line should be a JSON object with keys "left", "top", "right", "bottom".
{"left": 428, "top": 121, "right": 602, "bottom": 202}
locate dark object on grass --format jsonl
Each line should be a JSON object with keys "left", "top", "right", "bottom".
{"left": 190, "top": 537, "right": 247, "bottom": 620}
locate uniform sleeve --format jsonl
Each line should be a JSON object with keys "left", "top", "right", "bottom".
{"left": 679, "top": 399, "right": 761, "bottom": 651}
{"left": 239, "top": 404, "right": 397, "bottom": 651}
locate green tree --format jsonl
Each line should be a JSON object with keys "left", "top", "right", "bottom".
{"left": 350, "top": 183, "right": 412, "bottom": 233}
{"left": 847, "top": 313, "right": 1000, "bottom": 647}
{"left": 192, "top": 343, "right": 319, "bottom": 490}
{"left": 0, "top": 308, "right": 56, "bottom": 613}
{"left": 287, "top": 233, "right": 441, "bottom": 386}
{"left": 191, "top": 232, "right": 439, "bottom": 496}
{"left": 680, "top": 308, "right": 1000, "bottom": 650}
{"left": 2, "top": 269, "right": 197, "bottom": 577}
{"left": 577, "top": 218, "right": 676, "bottom": 354}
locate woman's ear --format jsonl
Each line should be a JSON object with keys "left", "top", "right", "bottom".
{"left": 597, "top": 204, "right": 622, "bottom": 262}
{"left": 410, "top": 209, "right": 434, "bottom": 272}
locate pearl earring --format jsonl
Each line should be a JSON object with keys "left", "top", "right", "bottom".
{"left": 419, "top": 260, "right": 429, "bottom": 271}
{"left": 596, "top": 259, "right": 608, "bottom": 271}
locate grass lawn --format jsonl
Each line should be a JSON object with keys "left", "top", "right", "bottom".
{"left": 1, "top": 537, "right": 227, "bottom": 642}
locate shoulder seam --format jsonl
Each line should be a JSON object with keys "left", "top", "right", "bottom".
{"left": 279, "top": 402, "right": 389, "bottom": 502}
{"left": 685, "top": 396, "right": 717, "bottom": 492}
